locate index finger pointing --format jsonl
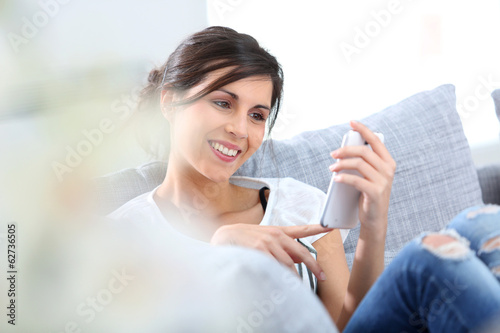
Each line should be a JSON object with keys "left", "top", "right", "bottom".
{"left": 281, "top": 224, "right": 332, "bottom": 239}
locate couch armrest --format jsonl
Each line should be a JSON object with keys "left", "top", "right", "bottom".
{"left": 477, "top": 164, "right": 500, "bottom": 205}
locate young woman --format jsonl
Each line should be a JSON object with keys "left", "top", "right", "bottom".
{"left": 109, "top": 26, "right": 500, "bottom": 332}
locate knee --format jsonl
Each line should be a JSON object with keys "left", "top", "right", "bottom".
{"left": 421, "top": 230, "right": 500, "bottom": 278}
{"left": 449, "top": 205, "right": 500, "bottom": 228}
{"left": 421, "top": 231, "right": 470, "bottom": 259}
{"left": 464, "top": 205, "right": 500, "bottom": 219}
{"left": 481, "top": 235, "right": 500, "bottom": 253}
{"left": 461, "top": 205, "right": 500, "bottom": 256}
{"left": 447, "top": 204, "right": 500, "bottom": 243}
{"left": 480, "top": 235, "right": 500, "bottom": 278}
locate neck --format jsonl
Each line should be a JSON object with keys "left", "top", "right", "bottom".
{"left": 155, "top": 156, "right": 235, "bottom": 218}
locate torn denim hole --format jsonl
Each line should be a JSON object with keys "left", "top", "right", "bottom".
{"left": 466, "top": 205, "right": 500, "bottom": 219}
{"left": 420, "top": 229, "right": 471, "bottom": 260}
{"left": 478, "top": 234, "right": 500, "bottom": 255}
{"left": 492, "top": 266, "right": 500, "bottom": 278}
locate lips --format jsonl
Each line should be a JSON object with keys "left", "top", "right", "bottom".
{"left": 208, "top": 140, "right": 242, "bottom": 162}
{"left": 210, "top": 141, "right": 238, "bottom": 157}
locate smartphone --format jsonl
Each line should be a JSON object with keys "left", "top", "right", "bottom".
{"left": 320, "top": 130, "right": 384, "bottom": 229}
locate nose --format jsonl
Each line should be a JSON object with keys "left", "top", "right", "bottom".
{"left": 225, "top": 111, "right": 248, "bottom": 139}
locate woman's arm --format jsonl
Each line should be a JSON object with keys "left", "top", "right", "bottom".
{"left": 313, "top": 229, "right": 350, "bottom": 322}
{"left": 212, "top": 121, "right": 394, "bottom": 329}
{"left": 336, "top": 221, "right": 387, "bottom": 330}
{"left": 313, "top": 219, "right": 387, "bottom": 328}
{"left": 328, "top": 121, "right": 396, "bottom": 330}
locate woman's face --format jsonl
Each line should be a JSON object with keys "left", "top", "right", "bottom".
{"left": 164, "top": 69, "right": 273, "bottom": 183}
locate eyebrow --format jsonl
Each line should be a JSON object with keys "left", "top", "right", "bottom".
{"left": 217, "top": 89, "right": 271, "bottom": 111}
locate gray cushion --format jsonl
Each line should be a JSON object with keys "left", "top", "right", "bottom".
{"left": 477, "top": 164, "right": 500, "bottom": 205}
{"left": 94, "top": 161, "right": 167, "bottom": 215}
{"left": 95, "top": 84, "right": 483, "bottom": 267}
{"left": 484, "top": 89, "right": 500, "bottom": 205}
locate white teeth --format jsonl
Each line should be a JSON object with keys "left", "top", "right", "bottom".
{"left": 210, "top": 142, "right": 238, "bottom": 157}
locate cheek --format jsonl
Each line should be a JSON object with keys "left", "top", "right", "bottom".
{"left": 171, "top": 109, "right": 206, "bottom": 149}
{"left": 248, "top": 126, "right": 266, "bottom": 151}
{"left": 171, "top": 105, "right": 223, "bottom": 154}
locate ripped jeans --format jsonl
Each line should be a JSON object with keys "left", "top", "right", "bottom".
{"left": 344, "top": 205, "right": 500, "bottom": 333}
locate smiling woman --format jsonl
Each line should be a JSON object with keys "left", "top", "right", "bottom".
{"left": 106, "top": 26, "right": 500, "bottom": 332}
{"left": 108, "top": 25, "right": 353, "bottom": 317}
{"left": 160, "top": 71, "right": 272, "bottom": 183}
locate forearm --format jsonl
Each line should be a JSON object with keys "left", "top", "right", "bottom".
{"left": 313, "top": 230, "right": 350, "bottom": 323}
{"left": 336, "top": 223, "right": 386, "bottom": 330}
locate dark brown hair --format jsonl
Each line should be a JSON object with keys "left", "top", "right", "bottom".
{"left": 138, "top": 26, "right": 284, "bottom": 136}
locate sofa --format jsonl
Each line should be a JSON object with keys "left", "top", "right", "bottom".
{"left": 94, "top": 84, "right": 500, "bottom": 268}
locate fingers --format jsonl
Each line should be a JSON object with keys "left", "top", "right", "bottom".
{"left": 329, "top": 157, "right": 381, "bottom": 182}
{"left": 327, "top": 121, "right": 396, "bottom": 208}
{"left": 281, "top": 237, "right": 326, "bottom": 281}
{"left": 329, "top": 155, "right": 392, "bottom": 198}
{"left": 268, "top": 243, "right": 298, "bottom": 273}
{"left": 281, "top": 224, "right": 332, "bottom": 239}
{"left": 349, "top": 120, "right": 392, "bottom": 163}
{"left": 330, "top": 121, "right": 396, "bottom": 179}
{"left": 331, "top": 147, "right": 391, "bottom": 188}
{"left": 332, "top": 171, "right": 381, "bottom": 198}
{"left": 212, "top": 224, "right": 329, "bottom": 281}
{"left": 268, "top": 226, "right": 328, "bottom": 280}
{"left": 291, "top": 246, "right": 326, "bottom": 281}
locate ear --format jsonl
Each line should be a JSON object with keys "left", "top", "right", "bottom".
{"left": 160, "top": 89, "right": 176, "bottom": 121}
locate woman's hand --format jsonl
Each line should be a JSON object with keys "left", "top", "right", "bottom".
{"left": 329, "top": 121, "right": 396, "bottom": 235}
{"left": 210, "top": 223, "right": 332, "bottom": 280}
{"left": 329, "top": 121, "right": 396, "bottom": 329}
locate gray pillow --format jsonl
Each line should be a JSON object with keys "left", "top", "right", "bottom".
{"left": 94, "top": 161, "right": 167, "bottom": 216}
{"left": 477, "top": 164, "right": 500, "bottom": 205}
{"left": 493, "top": 88, "right": 500, "bottom": 146}
{"left": 95, "top": 84, "right": 483, "bottom": 267}
{"left": 478, "top": 89, "right": 500, "bottom": 205}
{"left": 235, "top": 84, "right": 483, "bottom": 266}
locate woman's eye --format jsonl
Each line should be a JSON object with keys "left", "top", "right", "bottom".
{"left": 214, "top": 101, "right": 231, "bottom": 109}
{"left": 249, "top": 112, "right": 266, "bottom": 122}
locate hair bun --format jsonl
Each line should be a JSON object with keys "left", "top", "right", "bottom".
{"left": 148, "top": 68, "right": 163, "bottom": 84}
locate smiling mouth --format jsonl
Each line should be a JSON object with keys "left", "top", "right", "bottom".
{"left": 209, "top": 141, "right": 241, "bottom": 157}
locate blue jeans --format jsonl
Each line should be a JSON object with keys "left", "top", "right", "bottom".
{"left": 344, "top": 205, "right": 500, "bottom": 333}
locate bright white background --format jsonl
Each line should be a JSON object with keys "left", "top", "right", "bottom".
{"left": 208, "top": 0, "right": 500, "bottom": 164}
{"left": 1, "top": 0, "right": 499, "bottom": 189}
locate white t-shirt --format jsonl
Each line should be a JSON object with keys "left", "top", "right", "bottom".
{"left": 108, "top": 176, "right": 349, "bottom": 291}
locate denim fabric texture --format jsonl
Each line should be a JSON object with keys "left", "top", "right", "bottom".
{"left": 344, "top": 204, "right": 500, "bottom": 333}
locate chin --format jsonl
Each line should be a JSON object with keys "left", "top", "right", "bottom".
{"left": 208, "top": 172, "right": 233, "bottom": 183}
{"left": 198, "top": 166, "right": 232, "bottom": 183}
